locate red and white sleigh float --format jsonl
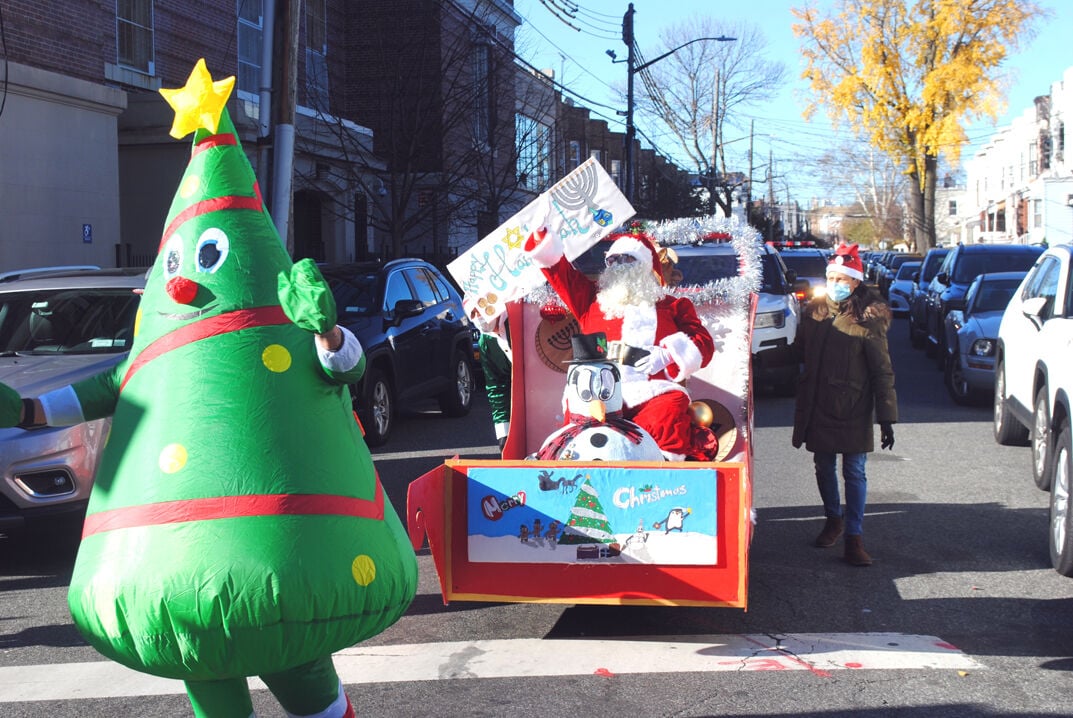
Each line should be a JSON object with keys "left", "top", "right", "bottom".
{"left": 407, "top": 216, "right": 761, "bottom": 608}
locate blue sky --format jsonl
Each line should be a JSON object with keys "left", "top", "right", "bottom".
{"left": 514, "top": 0, "right": 1072, "bottom": 204}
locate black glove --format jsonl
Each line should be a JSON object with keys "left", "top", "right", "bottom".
{"left": 880, "top": 422, "right": 895, "bottom": 450}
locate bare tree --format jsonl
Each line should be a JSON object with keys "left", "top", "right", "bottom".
{"left": 816, "top": 139, "right": 907, "bottom": 248}
{"left": 632, "top": 18, "right": 786, "bottom": 217}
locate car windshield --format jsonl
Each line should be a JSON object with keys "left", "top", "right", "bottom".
{"left": 896, "top": 263, "right": 920, "bottom": 280}
{"left": 677, "top": 250, "right": 785, "bottom": 293}
{"left": 326, "top": 272, "right": 380, "bottom": 315}
{"left": 972, "top": 278, "right": 1022, "bottom": 313}
{"left": 0, "top": 288, "right": 140, "bottom": 355}
{"left": 780, "top": 255, "right": 827, "bottom": 278}
{"left": 921, "top": 251, "right": 949, "bottom": 282}
{"left": 953, "top": 251, "right": 1041, "bottom": 283}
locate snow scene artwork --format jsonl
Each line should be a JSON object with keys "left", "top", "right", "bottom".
{"left": 466, "top": 466, "right": 718, "bottom": 565}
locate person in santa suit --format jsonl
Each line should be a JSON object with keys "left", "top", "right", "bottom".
{"left": 524, "top": 226, "right": 716, "bottom": 460}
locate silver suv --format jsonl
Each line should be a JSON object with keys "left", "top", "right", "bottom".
{"left": 0, "top": 268, "right": 145, "bottom": 533}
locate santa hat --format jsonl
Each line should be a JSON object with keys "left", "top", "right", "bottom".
{"left": 827, "top": 243, "right": 864, "bottom": 281}
{"left": 604, "top": 232, "right": 664, "bottom": 285}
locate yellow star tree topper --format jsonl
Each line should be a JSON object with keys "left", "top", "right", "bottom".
{"left": 159, "top": 58, "right": 236, "bottom": 139}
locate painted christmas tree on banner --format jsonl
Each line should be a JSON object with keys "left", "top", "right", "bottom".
{"left": 559, "top": 476, "right": 617, "bottom": 546}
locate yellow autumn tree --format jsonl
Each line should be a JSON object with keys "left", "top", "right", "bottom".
{"left": 792, "top": 0, "right": 1043, "bottom": 249}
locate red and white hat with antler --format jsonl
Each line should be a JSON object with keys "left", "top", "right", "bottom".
{"left": 604, "top": 232, "right": 665, "bottom": 285}
{"left": 827, "top": 243, "right": 864, "bottom": 281}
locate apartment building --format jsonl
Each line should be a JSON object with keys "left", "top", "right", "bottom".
{"left": 955, "top": 65, "right": 1072, "bottom": 247}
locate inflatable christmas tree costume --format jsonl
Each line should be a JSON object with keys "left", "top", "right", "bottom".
{"left": 1, "top": 60, "right": 417, "bottom": 717}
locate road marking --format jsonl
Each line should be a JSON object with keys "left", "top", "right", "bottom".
{"left": 0, "top": 633, "right": 983, "bottom": 702}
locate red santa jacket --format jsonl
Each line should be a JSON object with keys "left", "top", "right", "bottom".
{"left": 541, "top": 257, "right": 715, "bottom": 408}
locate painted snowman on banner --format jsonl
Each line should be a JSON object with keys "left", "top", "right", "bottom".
{"left": 535, "top": 332, "right": 663, "bottom": 461}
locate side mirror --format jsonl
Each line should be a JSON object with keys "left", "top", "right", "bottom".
{"left": 912, "top": 271, "right": 920, "bottom": 283}
{"left": 1022, "top": 296, "right": 1047, "bottom": 320}
{"left": 935, "top": 272, "right": 950, "bottom": 286}
{"left": 392, "top": 298, "right": 425, "bottom": 322}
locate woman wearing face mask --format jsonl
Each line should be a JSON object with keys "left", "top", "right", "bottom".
{"left": 791, "top": 243, "right": 898, "bottom": 566}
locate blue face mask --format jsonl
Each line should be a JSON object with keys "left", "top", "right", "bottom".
{"left": 827, "top": 281, "right": 853, "bottom": 302}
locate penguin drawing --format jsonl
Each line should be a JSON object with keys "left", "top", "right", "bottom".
{"left": 535, "top": 332, "right": 663, "bottom": 461}
{"left": 653, "top": 507, "right": 692, "bottom": 534}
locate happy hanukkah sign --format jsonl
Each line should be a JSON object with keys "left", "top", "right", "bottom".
{"left": 449, "top": 158, "right": 634, "bottom": 323}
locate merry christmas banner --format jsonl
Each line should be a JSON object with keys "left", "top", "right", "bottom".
{"left": 448, "top": 158, "right": 634, "bottom": 322}
{"left": 465, "top": 465, "right": 718, "bottom": 565}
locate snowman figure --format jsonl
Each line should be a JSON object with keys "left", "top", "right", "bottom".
{"left": 534, "top": 332, "right": 663, "bottom": 461}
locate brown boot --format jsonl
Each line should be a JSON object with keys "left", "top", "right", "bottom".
{"left": 844, "top": 534, "right": 872, "bottom": 566}
{"left": 814, "top": 516, "right": 844, "bottom": 548}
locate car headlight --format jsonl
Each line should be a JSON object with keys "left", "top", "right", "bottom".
{"left": 970, "top": 338, "right": 996, "bottom": 357}
{"left": 755, "top": 310, "right": 786, "bottom": 329}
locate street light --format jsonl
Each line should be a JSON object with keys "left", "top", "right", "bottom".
{"left": 616, "top": 2, "right": 735, "bottom": 203}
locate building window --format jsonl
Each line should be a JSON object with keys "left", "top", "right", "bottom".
{"left": 473, "top": 44, "right": 492, "bottom": 146}
{"left": 611, "top": 160, "right": 621, "bottom": 187}
{"left": 948, "top": 200, "right": 957, "bottom": 216}
{"left": 516, "top": 114, "right": 550, "bottom": 192}
{"left": 996, "top": 207, "right": 1006, "bottom": 233}
{"left": 1034, "top": 199, "right": 1043, "bottom": 228}
{"left": 305, "top": 0, "right": 329, "bottom": 109}
{"left": 1029, "top": 141, "right": 1038, "bottom": 177}
{"left": 237, "top": 0, "right": 263, "bottom": 98}
{"left": 568, "top": 141, "right": 581, "bottom": 168}
{"left": 589, "top": 149, "right": 602, "bottom": 165}
{"left": 116, "top": 0, "right": 154, "bottom": 75}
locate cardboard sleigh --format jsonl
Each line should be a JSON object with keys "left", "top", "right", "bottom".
{"left": 407, "top": 221, "right": 759, "bottom": 608}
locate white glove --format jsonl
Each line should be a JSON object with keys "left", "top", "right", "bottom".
{"left": 635, "top": 346, "right": 672, "bottom": 375}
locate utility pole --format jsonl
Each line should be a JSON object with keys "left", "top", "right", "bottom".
{"left": 747, "top": 120, "right": 754, "bottom": 219}
{"left": 710, "top": 69, "right": 719, "bottom": 215}
{"left": 622, "top": 3, "right": 636, "bottom": 203}
{"left": 271, "top": 0, "right": 299, "bottom": 252}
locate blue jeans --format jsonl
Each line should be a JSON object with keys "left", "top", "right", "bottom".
{"left": 813, "top": 451, "right": 868, "bottom": 536}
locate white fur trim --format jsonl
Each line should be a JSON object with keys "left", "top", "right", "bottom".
{"left": 621, "top": 378, "right": 688, "bottom": 407}
{"left": 661, "top": 450, "right": 685, "bottom": 461}
{"left": 494, "top": 421, "right": 510, "bottom": 440}
{"left": 659, "top": 331, "right": 704, "bottom": 381}
{"left": 606, "top": 236, "right": 652, "bottom": 265}
{"left": 526, "top": 227, "right": 564, "bottom": 268}
{"left": 827, "top": 258, "right": 863, "bottom": 281}
{"left": 38, "top": 385, "right": 85, "bottom": 427}
{"left": 617, "top": 302, "right": 657, "bottom": 347}
{"left": 318, "top": 326, "right": 363, "bottom": 372}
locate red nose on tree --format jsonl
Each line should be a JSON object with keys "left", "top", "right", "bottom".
{"left": 166, "top": 276, "right": 199, "bottom": 305}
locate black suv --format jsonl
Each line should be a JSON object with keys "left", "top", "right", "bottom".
{"left": 321, "top": 259, "right": 476, "bottom": 446}
{"left": 923, "top": 243, "right": 1043, "bottom": 368}
{"left": 907, "top": 247, "right": 949, "bottom": 348}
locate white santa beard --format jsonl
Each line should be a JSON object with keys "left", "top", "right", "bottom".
{"left": 596, "top": 262, "right": 663, "bottom": 320}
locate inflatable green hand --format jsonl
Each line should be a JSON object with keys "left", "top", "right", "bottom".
{"left": 0, "top": 382, "right": 22, "bottom": 427}
{"left": 278, "top": 258, "right": 337, "bottom": 334}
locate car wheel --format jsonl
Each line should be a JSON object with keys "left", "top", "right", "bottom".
{"left": 438, "top": 349, "right": 474, "bottom": 417}
{"left": 359, "top": 368, "right": 394, "bottom": 447}
{"left": 993, "top": 361, "right": 1029, "bottom": 446}
{"left": 1049, "top": 422, "right": 1073, "bottom": 576}
{"left": 943, "top": 349, "right": 974, "bottom": 406}
{"left": 1032, "top": 387, "right": 1053, "bottom": 491}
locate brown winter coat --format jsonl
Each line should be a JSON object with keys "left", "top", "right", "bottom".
{"left": 791, "top": 285, "right": 898, "bottom": 454}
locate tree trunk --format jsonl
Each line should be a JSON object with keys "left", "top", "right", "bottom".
{"left": 907, "top": 169, "right": 927, "bottom": 252}
{"left": 922, "top": 153, "right": 937, "bottom": 250}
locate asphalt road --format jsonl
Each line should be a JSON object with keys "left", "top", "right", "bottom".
{"left": 3, "top": 315, "right": 1073, "bottom": 717}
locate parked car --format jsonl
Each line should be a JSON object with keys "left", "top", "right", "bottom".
{"left": 674, "top": 240, "right": 803, "bottom": 394}
{"left": 991, "top": 244, "right": 1073, "bottom": 575}
{"left": 923, "top": 243, "right": 1044, "bottom": 369}
{"left": 877, "top": 254, "right": 922, "bottom": 297}
{"left": 887, "top": 261, "right": 921, "bottom": 316}
{"left": 0, "top": 267, "right": 146, "bottom": 533}
{"left": 777, "top": 247, "right": 829, "bottom": 302}
{"left": 907, "top": 247, "right": 950, "bottom": 348}
{"left": 321, "top": 259, "right": 476, "bottom": 447}
{"left": 941, "top": 271, "right": 1025, "bottom": 405}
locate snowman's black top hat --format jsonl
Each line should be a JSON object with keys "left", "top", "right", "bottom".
{"left": 566, "top": 332, "right": 609, "bottom": 363}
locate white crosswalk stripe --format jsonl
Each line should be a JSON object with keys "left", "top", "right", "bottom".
{"left": 0, "top": 633, "right": 983, "bottom": 703}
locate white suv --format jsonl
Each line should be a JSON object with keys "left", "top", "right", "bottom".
{"left": 993, "top": 244, "right": 1073, "bottom": 574}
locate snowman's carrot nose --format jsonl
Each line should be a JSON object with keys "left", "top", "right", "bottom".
{"left": 166, "top": 276, "right": 199, "bottom": 305}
